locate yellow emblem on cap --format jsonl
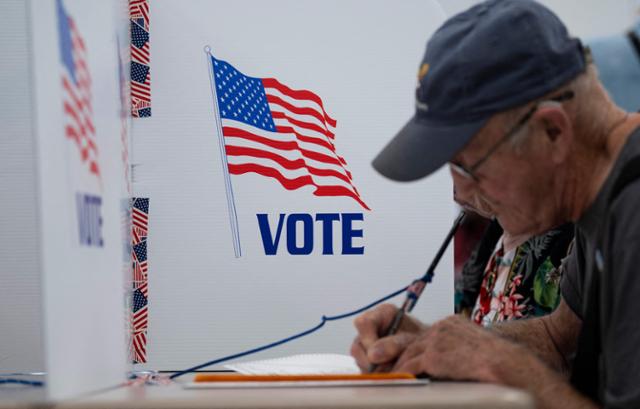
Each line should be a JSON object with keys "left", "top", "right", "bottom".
{"left": 418, "top": 63, "right": 430, "bottom": 81}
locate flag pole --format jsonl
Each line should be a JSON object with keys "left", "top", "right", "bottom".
{"left": 204, "top": 46, "right": 242, "bottom": 258}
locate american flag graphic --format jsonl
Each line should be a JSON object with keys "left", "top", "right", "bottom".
{"left": 210, "top": 55, "right": 369, "bottom": 210}
{"left": 133, "top": 241, "right": 148, "bottom": 282}
{"left": 131, "top": 198, "right": 150, "bottom": 363}
{"left": 57, "top": 0, "right": 100, "bottom": 179}
{"left": 130, "top": 0, "right": 151, "bottom": 117}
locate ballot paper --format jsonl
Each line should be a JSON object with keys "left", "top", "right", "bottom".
{"left": 224, "top": 354, "right": 360, "bottom": 375}
{"left": 181, "top": 354, "right": 430, "bottom": 388}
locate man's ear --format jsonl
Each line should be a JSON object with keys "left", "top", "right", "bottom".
{"left": 532, "top": 104, "right": 572, "bottom": 164}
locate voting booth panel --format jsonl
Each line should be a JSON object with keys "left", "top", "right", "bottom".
{"left": 0, "top": 0, "right": 130, "bottom": 400}
{"left": 131, "top": 0, "right": 454, "bottom": 371}
{"left": 0, "top": 0, "right": 45, "bottom": 375}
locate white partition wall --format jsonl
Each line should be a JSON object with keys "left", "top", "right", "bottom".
{"left": 0, "top": 0, "right": 46, "bottom": 376}
{"left": 0, "top": 0, "right": 130, "bottom": 400}
{"left": 131, "top": 0, "right": 454, "bottom": 371}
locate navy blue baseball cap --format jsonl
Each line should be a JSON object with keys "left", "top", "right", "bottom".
{"left": 373, "top": 0, "right": 588, "bottom": 182}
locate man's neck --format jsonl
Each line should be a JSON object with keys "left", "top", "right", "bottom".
{"left": 570, "top": 112, "right": 640, "bottom": 221}
{"left": 502, "top": 231, "right": 530, "bottom": 253}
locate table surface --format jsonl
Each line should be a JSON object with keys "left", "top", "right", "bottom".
{"left": 0, "top": 377, "right": 535, "bottom": 409}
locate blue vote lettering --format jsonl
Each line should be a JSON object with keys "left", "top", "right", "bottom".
{"left": 76, "top": 193, "right": 104, "bottom": 247}
{"left": 256, "top": 213, "right": 364, "bottom": 255}
{"left": 341, "top": 213, "right": 364, "bottom": 255}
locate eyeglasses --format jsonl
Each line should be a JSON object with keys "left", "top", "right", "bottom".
{"left": 449, "top": 90, "right": 575, "bottom": 182}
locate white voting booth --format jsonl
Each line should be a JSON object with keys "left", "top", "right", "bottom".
{"left": 0, "top": 0, "right": 454, "bottom": 398}
{"left": 132, "top": 0, "right": 454, "bottom": 371}
{"left": 0, "top": 0, "right": 130, "bottom": 400}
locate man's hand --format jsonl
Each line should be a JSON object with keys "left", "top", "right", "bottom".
{"left": 393, "top": 314, "right": 510, "bottom": 381}
{"left": 352, "top": 309, "right": 596, "bottom": 408}
{"left": 350, "top": 303, "right": 425, "bottom": 372}
{"left": 390, "top": 314, "right": 598, "bottom": 409}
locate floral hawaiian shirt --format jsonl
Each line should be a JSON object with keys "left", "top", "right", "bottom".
{"left": 467, "top": 223, "right": 574, "bottom": 326}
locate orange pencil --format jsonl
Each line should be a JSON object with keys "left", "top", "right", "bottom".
{"left": 193, "top": 373, "right": 416, "bottom": 383}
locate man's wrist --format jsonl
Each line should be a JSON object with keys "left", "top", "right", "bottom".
{"left": 486, "top": 338, "right": 560, "bottom": 389}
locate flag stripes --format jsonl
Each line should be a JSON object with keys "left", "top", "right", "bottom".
{"left": 211, "top": 56, "right": 369, "bottom": 210}
{"left": 131, "top": 72, "right": 151, "bottom": 101}
{"left": 132, "top": 332, "right": 147, "bottom": 364}
{"left": 59, "top": 2, "right": 100, "bottom": 180}
{"left": 262, "top": 77, "right": 337, "bottom": 128}
{"left": 133, "top": 204, "right": 149, "bottom": 230}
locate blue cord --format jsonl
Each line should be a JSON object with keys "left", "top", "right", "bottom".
{"left": 0, "top": 378, "right": 45, "bottom": 387}
{"left": 170, "top": 285, "right": 408, "bottom": 379}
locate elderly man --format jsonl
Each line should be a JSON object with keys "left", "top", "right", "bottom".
{"left": 350, "top": 1, "right": 640, "bottom": 408}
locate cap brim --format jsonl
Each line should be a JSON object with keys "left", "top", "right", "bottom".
{"left": 372, "top": 115, "right": 488, "bottom": 182}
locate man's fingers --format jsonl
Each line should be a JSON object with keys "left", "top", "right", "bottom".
{"left": 393, "top": 330, "right": 432, "bottom": 370}
{"left": 394, "top": 355, "right": 424, "bottom": 375}
{"left": 370, "top": 362, "right": 394, "bottom": 373}
{"left": 366, "top": 332, "right": 415, "bottom": 365}
{"left": 350, "top": 337, "right": 370, "bottom": 372}
{"left": 353, "top": 304, "right": 399, "bottom": 348}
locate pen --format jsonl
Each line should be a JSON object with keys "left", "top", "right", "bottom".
{"left": 368, "top": 211, "right": 466, "bottom": 372}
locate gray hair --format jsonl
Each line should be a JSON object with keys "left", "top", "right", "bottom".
{"left": 499, "top": 64, "right": 609, "bottom": 152}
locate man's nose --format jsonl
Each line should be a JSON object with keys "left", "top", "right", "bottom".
{"left": 450, "top": 169, "right": 475, "bottom": 202}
